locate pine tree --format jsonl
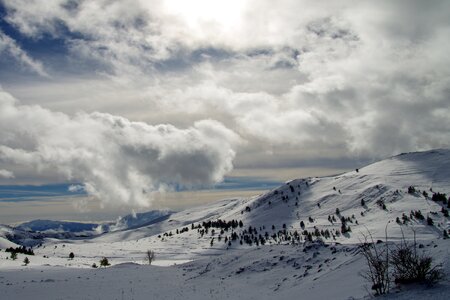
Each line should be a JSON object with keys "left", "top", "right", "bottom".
{"left": 23, "top": 257, "right": 30, "bottom": 266}
{"left": 99, "top": 257, "right": 110, "bottom": 267}
{"left": 300, "top": 221, "right": 305, "bottom": 229}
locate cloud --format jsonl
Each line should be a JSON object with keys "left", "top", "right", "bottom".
{"left": 0, "top": 30, "right": 49, "bottom": 77}
{"left": 1, "top": 0, "right": 450, "bottom": 169}
{"left": 68, "top": 184, "right": 84, "bottom": 193}
{"left": 0, "top": 89, "right": 241, "bottom": 207}
{"left": 0, "top": 169, "right": 14, "bottom": 178}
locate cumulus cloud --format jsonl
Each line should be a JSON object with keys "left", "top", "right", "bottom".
{"left": 1, "top": 0, "right": 450, "bottom": 169}
{"left": 0, "top": 169, "right": 14, "bottom": 179}
{"left": 68, "top": 184, "right": 84, "bottom": 193}
{"left": 0, "top": 89, "right": 241, "bottom": 207}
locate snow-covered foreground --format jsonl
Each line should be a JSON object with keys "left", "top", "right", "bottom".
{"left": 0, "top": 149, "right": 449, "bottom": 299}
{"left": 1, "top": 240, "right": 449, "bottom": 300}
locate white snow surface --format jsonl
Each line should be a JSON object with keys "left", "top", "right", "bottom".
{"left": 0, "top": 149, "right": 449, "bottom": 299}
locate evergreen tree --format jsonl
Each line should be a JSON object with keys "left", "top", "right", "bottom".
{"left": 300, "top": 221, "right": 305, "bottom": 229}
{"left": 99, "top": 257, "right": 110, "bottom": 267}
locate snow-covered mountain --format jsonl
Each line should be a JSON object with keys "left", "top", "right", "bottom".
{"left": 47, "top": 149, "right": 448, "bottom": 262}
{"left": 10, "top": 210, "right": 172, "bottom": 236}
{"left": 1, "top": 149, "right": 449, "bottom": 299}
{"left": 0, "top": 224, "right": 44, "bottom": 248}
{"left": 105, "top": 210, "right": 173, "bottom": 232}
{"left": 16, "top": 220, "right": 99, "bottom": 233}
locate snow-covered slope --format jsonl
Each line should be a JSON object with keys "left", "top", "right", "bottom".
{"left": 0, "top": 236, "right": 18, "bottom": 249}
{"left": 0, "top": 225, "right": 42, "bottom": 248}
{"left": 0, "top": 149, "right": 449, "bottom": 299}
{"left": 13, "top": 149, "right": 446, "bottom": 267}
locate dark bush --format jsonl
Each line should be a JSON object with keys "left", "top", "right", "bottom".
{"left": 391, "top": 240, "right": 443, "bottom": 285}
{"left": 5, "top": 246, "right": 34, "bottom": 256}
{"left": 413, "top": 210, "right": 425, "bottom": 220}
{"left": 432, "top": 192, "right": 447, "bottom": 202}
{"left": 99, "top": 257, "right": 110, "bottom": 267}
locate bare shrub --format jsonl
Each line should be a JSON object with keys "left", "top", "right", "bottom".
{"left": 360, "top": 232, "right": 389, "bottom": 295}
{"left": 146, "top": 250, "right": 155, "bottom": 265}
{"left": 391, "top": 230, "right": 444, "bottom": 285}
{"left": 361, "top": 227, "right": 445, "bottom": 297}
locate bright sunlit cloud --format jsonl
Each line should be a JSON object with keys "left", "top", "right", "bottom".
{"left": 163, "top": 0, "right": 246, "bottom": 32}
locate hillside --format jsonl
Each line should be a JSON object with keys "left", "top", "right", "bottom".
{"left": 0, "top": 149, "right": 449, "bottom": 299}
{"left": 22, "top": 149, "right": 447, "bottom": 266}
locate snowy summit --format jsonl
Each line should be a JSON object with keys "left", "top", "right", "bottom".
{"left": 0, "top": 149, "right": 449, "bottom": 299}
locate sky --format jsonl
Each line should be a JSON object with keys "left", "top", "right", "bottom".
{"left": 0, "top": 0, "right": 449, "bottom": 223}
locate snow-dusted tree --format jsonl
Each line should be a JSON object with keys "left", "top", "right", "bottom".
{"left": 146, "top": 250, "right": 155, "bottom": 265}
{"left": 23, "top": 257, "right": 30, "bottom": 266}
